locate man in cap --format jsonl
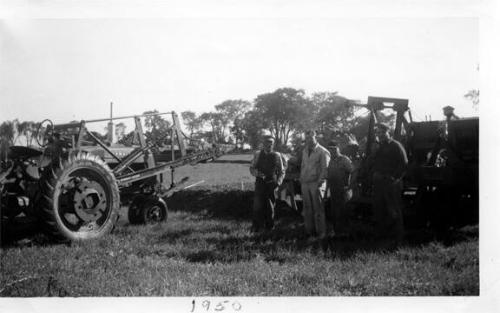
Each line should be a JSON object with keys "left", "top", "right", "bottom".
{"left": 326, "top": 140, "right": 354, "bottom": 236}
{"left": 249, "top": 134, "right": 286, "bottom": 232}
{"left": 372, "top": 123, "right": 408, "bottom": 247}
{"left": 299, "top": 130, "right": 331, "bottom": 240}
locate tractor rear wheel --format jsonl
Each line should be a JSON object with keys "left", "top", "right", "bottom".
{"left": 39, "top": 152, "right": 120, "bottom": 241}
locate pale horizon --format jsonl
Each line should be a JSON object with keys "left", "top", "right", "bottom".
{"left": 1, "top": 18, "right": 479, "bottom": 128}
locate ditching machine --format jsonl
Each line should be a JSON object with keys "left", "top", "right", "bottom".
{"left": 0, "top": 111, "right": 227, "bottom": 242}
{"left": 350, "top": 97, "right": 479, "bottom": 228}
{"left": 279, "top": 96, "right": 479, "bottom": 229}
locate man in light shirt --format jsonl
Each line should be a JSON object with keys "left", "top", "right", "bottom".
{"left": 299, "top": 130, "right": 330, "bottom": 240}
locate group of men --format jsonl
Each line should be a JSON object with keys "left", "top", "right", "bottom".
{"left": 249, "top": 123, "right": 408, "bottom": 247}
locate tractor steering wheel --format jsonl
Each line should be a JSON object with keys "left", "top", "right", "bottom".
{"left": 36, "top": 119, "right": 54, "bottom": 148}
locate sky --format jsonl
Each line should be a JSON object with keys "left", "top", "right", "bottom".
{"left": 0, "top": 17, "right": 479, "bottom": 130}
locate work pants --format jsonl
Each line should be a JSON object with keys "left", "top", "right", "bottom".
{"left": 372, "top": 172, "right": 404, "bottom": 243}
{"left": 329, "top": 184, "right": 352, "bottom": 234}
{"left": 252, "top": 180, "right": 277, "bottom": 231}
{"left": 301, "top": 182, "right": 327, "bottom": 238}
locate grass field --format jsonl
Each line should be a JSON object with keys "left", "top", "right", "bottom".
{"left": 0, "top": 154, "right": 479, "bottom": 296}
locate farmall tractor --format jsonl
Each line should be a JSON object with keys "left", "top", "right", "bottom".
{"left": 0, "top": 112, "right": 224, "bottom": 242}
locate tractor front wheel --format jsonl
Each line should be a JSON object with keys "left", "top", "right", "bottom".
{"left": 128, "top": 195, "right": 167, "bottom": 225}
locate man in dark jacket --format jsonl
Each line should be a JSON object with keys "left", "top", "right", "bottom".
{"left": 249, "top": 135, "right": 285, "bottom": 231}
{"left": 372, "top": 123, "right": 408, "bottom": 247}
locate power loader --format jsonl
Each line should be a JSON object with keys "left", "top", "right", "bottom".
{"left": 0, "top": 111, "right": 227, "bottom": 242}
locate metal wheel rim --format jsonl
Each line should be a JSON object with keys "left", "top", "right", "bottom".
{"left": 57, "top": 166, "right": 112, "bottom": 234}
{"left": 145, "top": 204, "right": 164, "bottom": 223}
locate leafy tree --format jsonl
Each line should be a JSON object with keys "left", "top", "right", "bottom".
{"left": 115, "top": 122, "right": 127, "bottom": 142}
{"left": 16, "top": 121, "right": 28, "bottom": 146}
{"left": 464, "top": 89, "right": 479, "bottom": 110}
{"left": 20, "top": 121, "right": 36, "bottom": 146}
{"left": 231, "top": 117, "right": 247, "bottom": 149}
{"left": 11, "top": 119, "right": 23, "bottom": 145}
{"left": 312, "top": 92, "right": 356, "bottom": 133}
{"left": 181, "top": 111, "right": 202, "bottom": 137}
{"left": 254, "top": 88, "right": 313, "bottom": 150}
{"left": 215, "top": 99, "right": 251, "bottom": 139}
{"left": 118, "top": 130, "right": 137, "bottom": 146}
{"left": 199, "top": 112, "right": 225, "bottom": 143}
{"left": 193, "top": 130, "right": 217, "bottom": 145}
{"left": 0, "top": 120, "right": 15, "bottom": 145}
{"left": 143, "top": 110, "right": 171, "bottom": 145}
{"left": 238, "top": 110, "right": 267, "bottom": 149}
{"left": 0, "top": 137, "right": 9, "bottom": 161}
{"left": 215, "top": 99, "right": 251, "bottom": 120}
{"left": 32, "top": 122, "right": 43, "bottom": 147}
{"left": 143, "top": 110, "right": 170, "bottom": 132}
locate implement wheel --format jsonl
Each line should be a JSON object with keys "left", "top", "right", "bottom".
{"left": 39, "top": 152, "right": 120, "bottom": 241}
{"left": 128, "top": 195, "right": 167, "bottom": 225}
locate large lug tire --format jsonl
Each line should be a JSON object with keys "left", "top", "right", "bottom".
{"left": 128, "top": 195, "right": 167, "bottom": 225}
{"left": 39, "top": 152, "right": 120, "bottom": 241}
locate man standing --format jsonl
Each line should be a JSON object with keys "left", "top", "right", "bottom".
{"left": 326, "top": 141, "right": 354, "bottom": 236}
{"left": 249, "top": 135, "right": 285, "bottom": 232}
{"left": 372, "top": 123, "right": 408, "bottom": 247}
{"left": 300, "top": 130, "right": 330, "bottom": 239}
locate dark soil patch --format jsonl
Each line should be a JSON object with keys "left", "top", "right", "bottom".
{"left": 167, "top": 188, "right": 254, "bottom": 221}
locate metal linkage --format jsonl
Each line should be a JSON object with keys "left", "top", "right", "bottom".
{"left": 115, "top": 149, "right": 219, "bottom": 186}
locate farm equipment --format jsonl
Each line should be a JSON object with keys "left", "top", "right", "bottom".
{"left": 278, "top": 96, "right": 479, "bottom": 229}
{"left": 406, "top": 106, "right": 479, "bottom": 228}
{"left": 0, "top": 111, "right": 227, "bottom": 242}
{"left": 348, "top": 97, "right": 479, "bottom": 228}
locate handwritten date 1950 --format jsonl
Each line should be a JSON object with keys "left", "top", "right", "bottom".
{"left": 191, "top": 299, "right": 242, "bottom": 312}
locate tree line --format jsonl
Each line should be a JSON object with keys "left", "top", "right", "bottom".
{"left": 182, "top": 87, "right": 479, "bottom": 152}
{"left": 1, "top": 87, "right": 479, "bottom": 152}
{"left": 0, "top": 88, "right": 395, "bottom": 152}
{"left": 0, "top": 120, "right": 41, "bottom": 146}
{"left": 181, "top": 87, "right": 394, "bottom": 152}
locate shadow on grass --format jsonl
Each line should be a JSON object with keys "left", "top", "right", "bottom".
{"left": 2, "top": 185, "right": 478, "bottom": 258}
{"left": 167, "top": 187, "right": 304, "bottom": 221}
{"left": 167, "top": 187, "right": 479, "bottom": 263}
{"left": 0, "top": 217, "right": 51, "bottom": 248}
{"left": 155, "top": 228, "right": 194, "bottom": 244}
{"left": 167, "top": 202, "right": 479, "bottom": 264}
{"left": 178, "top": 221, "right": 478, "bottom": 264}
{"left": 167, "top": 188, "right": 254, "bottom": 221}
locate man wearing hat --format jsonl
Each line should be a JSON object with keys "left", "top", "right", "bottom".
{"left": 326, "top": 140, "right": 354, "bottom": 236}
{"left": 299, "top": 129, "right": 331, "bottom": 240}
{"left": 249, "top": 134, "right": 286, "bottom": 232}
{"left": 372, "top": 123, "right": 408, "bottom": 247}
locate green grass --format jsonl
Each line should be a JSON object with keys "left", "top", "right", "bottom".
{"left": 0, "top": 154, "right": 479, "bottom": 297}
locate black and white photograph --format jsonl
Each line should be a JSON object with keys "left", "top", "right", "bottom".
{"left": 0, "top": 1, "right": 498, "bottom": 312}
